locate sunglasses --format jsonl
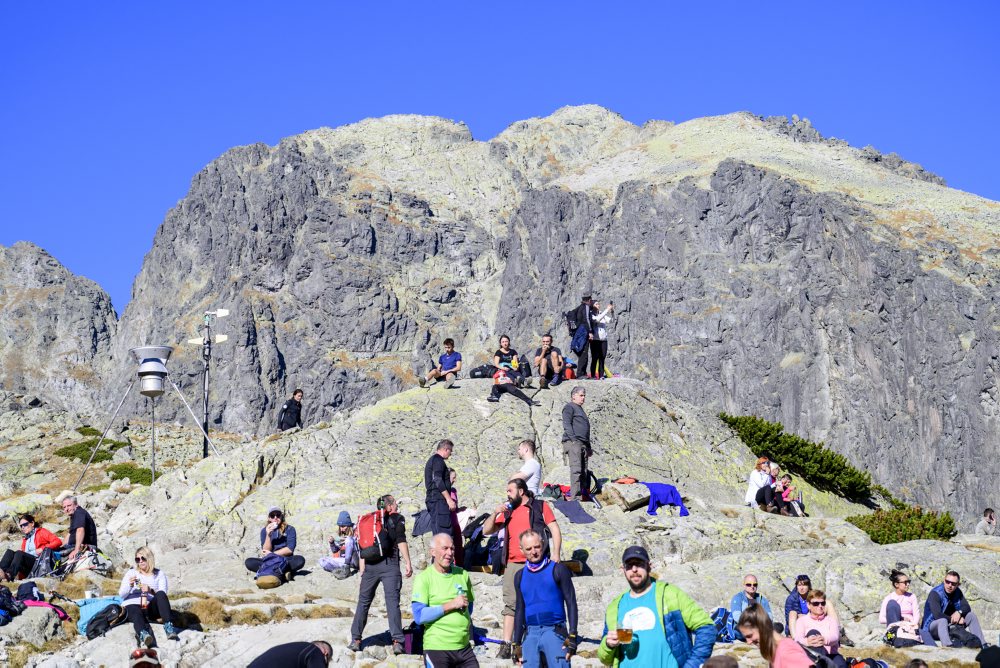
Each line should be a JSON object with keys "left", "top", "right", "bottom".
{"left": 18, "top": 522, "right": 30, "bottom": 528}
{"left": 135, "top": 556, "right": 148, "bottom": 563}
{"left": 944, "top": 580, "right": 959, "bottom": 586}
{"left": 897, "top": 579, "right": 911, "bottom": 585}
{"left": 809, "top": 601, "right": 826, "bottom": 607}
{"left": 268, "top": 512, "right": 283, "bottom": 519}
{"left": 744, "top": 583, "right": 758, "bottom": 588}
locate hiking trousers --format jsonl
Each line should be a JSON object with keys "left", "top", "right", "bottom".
{"left": 523, "top": 625, "right": 570, "bottom": 668}
{"left": 928, "top": 611, "right": 985, "bottom": 646}
{"left": 351, "top": 558, "right": 404, "bottom": 642}
{"left": 244, "top": 555, "right": 306, "bottom": 575}
{"left": 562, "top": 439, "right": 589, "bottom": 500}
{"left": 0, "top": 549, "right": 35, "bottom": 580}
{"left": 124, "top": 591, "right": 173, "bottom": 644}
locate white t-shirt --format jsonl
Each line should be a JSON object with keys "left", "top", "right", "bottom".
{"left": 520, "top": 458, "right": 542, "bottom": 495}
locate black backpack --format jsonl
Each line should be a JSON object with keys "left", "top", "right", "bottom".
{"left": 85, "top": 603, "right": 127, "bottom": 639}
{"left": 948, "top": 623, "right": 983, "bottom": 649}
{"left": 469, "top": 364, "right": 497, "bottom": 379}
{"left": 0, "top": 587, "right": 26, "bottom": 616}
{"left": 565, "top": 309, "right": 579, "bottom": 335}
{"left": 26, "top": 548, "right": 56, "bottom": 579}
{"left": 16, "top": 581, "right": 44, "bottom": 602}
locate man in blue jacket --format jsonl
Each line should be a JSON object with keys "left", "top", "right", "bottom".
{"left": 922, "top": 570, "right": 986, "bottom": 647}
{"left": 729, "top": 574, "right": 774, "bottom": 640}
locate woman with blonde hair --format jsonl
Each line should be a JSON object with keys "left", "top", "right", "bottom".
{"left": 744, "top": 457, "right": 772, "bottom": 506}
{"left": 118, "top": 545, "right": 180, "bottom": 647}
{"left": 738, "top": 603, "right": 812, "bottom": 667}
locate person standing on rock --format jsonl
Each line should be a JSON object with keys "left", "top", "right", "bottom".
{"left": 598, "top": 545, "right": 715, "bottom": 667}
{"left": 483, "top": 478, "right": 562, "bottom": 659}
{"left": 425, "top": 440, "right": 457, "bottom": 540}
{"left": 509, "top": 440, "right": 542, "bottom": 496}
{"left": 277, "top": 389, "right": 304, "bottom": 431}
{"left": 561, "top": 387, "right": 591, "bottom": 501}
{"left": 512, "top": 530, "right": 578, "bottom": 668}
{"left": 411, "top": 533, "right": 478, "bottom": 667}
{"left": 248, "top": 640, "right": 333, "bottom": 667}
{"left": 420, "top": 338, "right": 463, "bottom": 389}
{"left": 59, "top": 495, "right": 97, "bottom": 563}
{"left": 348, "top": 494, "right": 413, "bottom": 655}
{"left": 569, "top": 295, "right": 593, "bottom": 377}
{"left": 589, "top": 300, "right": 614, "bottom": 380}
{"left": 975, "top": 507, "right": 996, "bottom": 535}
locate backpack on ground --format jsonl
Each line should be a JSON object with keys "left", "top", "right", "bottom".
{"left": 16, "top": 581, "right": 44, "bottom": 602}
{"left": 356, "top": 510, "right": 396, "bottom": 563}
{"left": 564, "top": 309, "right": 579, "bottom": 335}
{"left": 0, "top": 586, "right": 26, "bottom": 616}
{"left": 27, "top": 548, "right": 57, "bottom": 579}
{"left": 403, "top": 621, "right": 424, "bottom": 654}
{"left": 948, "top": 623, "right": 983, "bottom": 648}
{"left": 85, "top": 602, "right": 127, "bottom": 639}
{"left": 711, "top": 606, "right": 737, "bottom": 643}
{"left": 469, "top": 364, "right": 497, "bottom": 379}
{"left": 883, "top": 623, "right": 922, "bottom": 648}
{"left": 255, "top": 553, "right": 287, "bottom": 589}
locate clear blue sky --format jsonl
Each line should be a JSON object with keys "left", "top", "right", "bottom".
{"left": 2, "top": 3, "right": 997, "bottom": 314}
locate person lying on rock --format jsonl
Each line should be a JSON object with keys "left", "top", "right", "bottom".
{"left": 792, "top": 588, "right": 847, "bottom": 668}
{"left": 118, "top": 545, "right": 180, "bottom": 647}
{"left": 598, "top": 545, "right": 715, "bottom": 668}
{"left": 879, "top": 569, "right": 935, "bottom": 645}
{"left": 318, "top": 511, "right": 357, "bottom": 573}
{"left": 737, "top": 602, "right": 813, "bottom": 668}
{"left": 0, "top": 513, "right": 62, "bottom": 581}
{"left": 420, "top": 338, "right": 463, "bottom": 389}
{"left": 244, "top": 506, "right": 306, "bottom": 580}
{"left": 248, "top": 640, "right": 333, "bottom": 667}
{"left": 922, "top": 570, "right": 986, "bottom": 647}
{"left": 729, "top": 574, "right": 775, "bottom": 639}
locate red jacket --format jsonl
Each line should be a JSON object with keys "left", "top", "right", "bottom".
{"left": 20, "top": 526, "right": 63, "bottom": 553}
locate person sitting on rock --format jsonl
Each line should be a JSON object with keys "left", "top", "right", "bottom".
{"left": 494, "top": 334, "right": 529, "bottom": 388}
{"left": 248, "top": 640, "right": 333, "bottom": 667}
{"left": 509, "top": 439, "right": 542, "bottom": 496}
{"left": 744, "top": 457, "right": 771, "bottom": 507}
{"left": 0, "top": 513, "right": 62, "bottom": 581}
{"left": 533, "top": 333, "right": 564, "bottom": 389}
{"left": 792, "top": 588, "right": 847, "bottom": 668}
{"left": 118, "top": 545, "right": 180, "bottom": 647}
{"left": 420, "top": 338, "right": 462, "bottom": 389}
{"left": 730, "top": 574, "right": 775, "bottom": 639}
{"left": 784, "top": 574, "right": 811, "bottom": 636}
{"left": 244, "top": 506, "right": 306, "bottom": 580}
{"left": 318, "top": 511, "right": 357, "bottom": 573}
{"left": 975, "top": 507, "right": 996, "bottom": 536}
{"left": 922, "top": 570, "right": 986, "bottom": 647}
{"left": 59, "top": 495, "right": 97, "bottom": 564}
{"left": 879, "top": 569, "right": 934, "bottom": 645}
{"left": 754, "top": 463, "right": 782, "bottom": 513}
{"left": 737, "top": 602, "right": 813, "bottom": 668}
{"left": 488, "top": 364, "right": 534, "bottom": 405}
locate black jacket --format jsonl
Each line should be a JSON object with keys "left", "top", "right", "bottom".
{"left": 277, "top": 399, "right": 303, "bottom": 430}
{"left": 573, "top": 302, "right": 593, "bottom": 334}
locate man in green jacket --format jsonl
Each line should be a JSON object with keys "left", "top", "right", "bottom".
{"left": 599, "top": 546, "right": 715, "bottom": 668}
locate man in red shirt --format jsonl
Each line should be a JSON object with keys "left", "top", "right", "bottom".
{"left": 483, "top": 478, "right": 562, "bottom": 659}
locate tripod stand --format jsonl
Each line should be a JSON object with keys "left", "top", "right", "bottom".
{"left": 72, "top": 347, "right": 222, "bottom": 493}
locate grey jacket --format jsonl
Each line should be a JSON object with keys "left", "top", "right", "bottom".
{"left": 975, "top": 518, "right": 996, "bottom": 536}
{"left": 561, "top": 402, "right": 590, "bottom": 445}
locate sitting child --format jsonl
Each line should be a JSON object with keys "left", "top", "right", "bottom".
{"left": 318, "top": 511, "right": 358, "bottom": 573}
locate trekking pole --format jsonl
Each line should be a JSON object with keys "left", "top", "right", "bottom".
{"left": 72, "top": 380, "right": 135, "bottom": 492}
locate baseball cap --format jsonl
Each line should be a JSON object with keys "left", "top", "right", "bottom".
{"left": 621, "top": 545, "right": 650, "bottom": 565}
{"left": 267, "top": 506, "right": 282, "bottom": 515}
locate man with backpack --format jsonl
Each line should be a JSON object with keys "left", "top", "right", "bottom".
{"left": 482, "top": 479, "right": 562, "bottom": 659}
{"left": 425, "top": 440, "right": 457, "bottom": 539}
{"left": 349, "top": 495, "right": 413, "bottom": 655}
{"left": 598, "top": 545, "right": 715, "bottom": 668}
{"left": 568, "top": 296, "right": 593, "bottom": 377}
{"left": 922, "top": 570, "right": 986, "bottom": 647}
{"left": 512, "top": 530, "right": 578, "bottom": 668}
{"left": 411, "top": 533, "right": 477, "bottom": 667}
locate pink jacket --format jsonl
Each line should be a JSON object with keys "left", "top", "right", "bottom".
{"left": 879, "top": 592, "right": 921, "bottom": 625}
{"left": 793, "top": 612, "right": 840, "bottom": 654}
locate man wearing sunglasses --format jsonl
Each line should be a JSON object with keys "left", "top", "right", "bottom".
{"left": 922, "top": 571, "right": 986, "bottom": 647}
{"left": 728, "top": 575, "right": 775, "bottom": 640}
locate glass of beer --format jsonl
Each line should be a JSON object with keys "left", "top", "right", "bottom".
{"left": 617, "top": 622, "right": 633, "bottom": 644}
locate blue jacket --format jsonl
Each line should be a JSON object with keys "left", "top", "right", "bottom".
{"left": 642, "top": 482, "right": 690, "bottom": 517}
{"left": 922, "top": 583, "right": 971, "bottom": 630}
{"left": 730, "top": 591, "right": 773, "bottom": 621}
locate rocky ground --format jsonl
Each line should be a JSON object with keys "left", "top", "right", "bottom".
{"left": 1, "top": 380, "right": 997, "bottom": 667}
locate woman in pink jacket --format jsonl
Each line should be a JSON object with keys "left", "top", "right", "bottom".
{"left": 793, "top": 588, "right": 847, "bottom": 667}
{"left": 0, "top": 514, "right": 63, "bottom": 581}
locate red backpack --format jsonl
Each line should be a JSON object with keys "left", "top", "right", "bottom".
{"left": 355, "top": 510, "right": 394, "bottom": 563}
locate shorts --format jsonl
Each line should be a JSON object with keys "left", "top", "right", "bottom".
{"left": 502, "top": 561, "right": 525, "bottom": 617}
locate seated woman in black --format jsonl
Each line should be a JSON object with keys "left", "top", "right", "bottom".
{"left": 244, "top": 506, "right": 306, "bottom": 580}
{"left": 493, "top": 335, "right": 527, "bottom": 387}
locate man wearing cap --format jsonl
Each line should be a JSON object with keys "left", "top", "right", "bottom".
{"left": 319, "top": 511, "right": 357, "bottom": 573}
{"left": 561, "top": 387, "right": 591, "bottom": 501}
{"left": 599, "top": 546, "right": 714, "bottom": 667}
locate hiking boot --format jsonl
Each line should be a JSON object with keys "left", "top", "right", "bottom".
{"left": 138, "top": 630, "right": 154, "bottom": 649}
{"left": 418, "top": 377, "right": 427, "bottom": 388}
{"left": 539, "top": 377, "right": 548, "bottom": 390}
{"left": 444, "top": 377, "right": 455, "bottom": 389}
{"left": 392, "top": 640, "right": 405, "bottom": 655}
{"left": 347, "top": 639, "right": 362, "bottom": 652}
{"left": 839, "top": 628, "right": 855, "bottom": 647}
{"left": 487, "top": 396, "right": 499, "bottom": 403}
{"left": 496, "top": 642, "right": 512, "bottom": 659}
{"left": 164, "top": 622, "right": 180, "bottom": 640}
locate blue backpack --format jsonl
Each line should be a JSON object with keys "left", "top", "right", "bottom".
{"left": 256, "top": 553, "right": 288, "bottom": 589}
{"left": 711, "top": 606, "right": 738, "bottom": 643}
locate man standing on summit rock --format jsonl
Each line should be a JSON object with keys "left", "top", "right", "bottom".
{"left": 425, "top": 440, "right": 457, "bottom": 539}
{"left": 562, "top": 387, "right": 591, "bottom": 501}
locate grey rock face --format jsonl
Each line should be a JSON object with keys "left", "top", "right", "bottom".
{"left": 0, "top": 242, "right": 116, "bottom": 414}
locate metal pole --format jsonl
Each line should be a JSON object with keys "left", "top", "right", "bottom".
{"left": 72, "top": 380, "right": 135, "bottom": 492}
{"left": 150, "top": 398, "right": 156, "bottom": 484}
{"left": 202, "top": 315, "right": 211, "bottom": 459}
{"left": 169, "top": 377, "right": 222, "bottom": 456}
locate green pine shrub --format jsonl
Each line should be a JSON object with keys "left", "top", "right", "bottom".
{"left": 75, "top": 426, "right": 102, "bottom": 437}
{"left": 846, "top": 506, "right": 957, "bottom": 544}
{"left": 106, "top": 463, "right": 153, "bottom": 486}
{"left": 54, "top": 437, "right": 130, "bottom": 463}
{"left": 718, "top": 413, "right": 872, "bottom": 500}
